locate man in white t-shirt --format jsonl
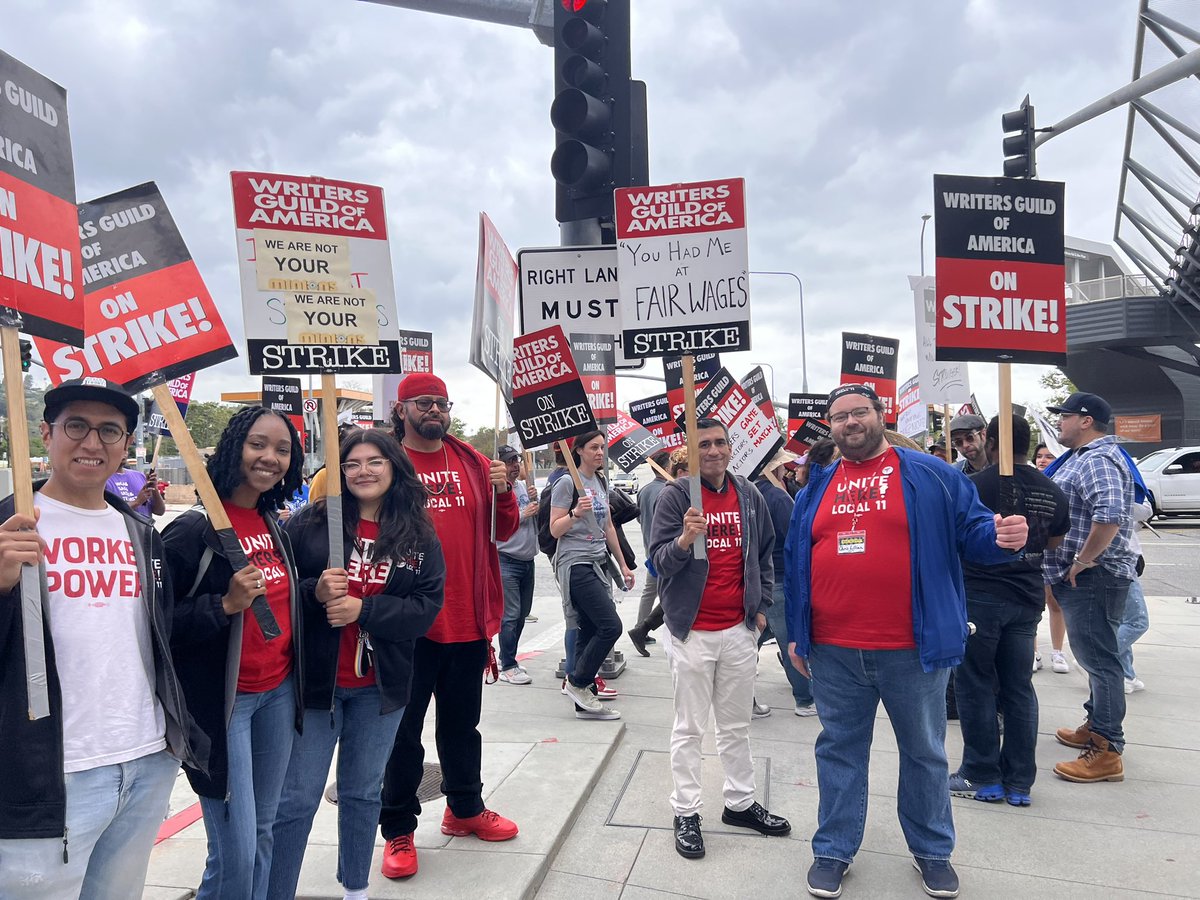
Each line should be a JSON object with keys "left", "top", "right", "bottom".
{"left": 0, "top": 377, "right": 203, "bottom": 900}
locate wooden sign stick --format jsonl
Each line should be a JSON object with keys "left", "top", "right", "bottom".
{"left": 997, "top": 363, "right": 1017, "bottom": 517}
{"left": 152, "top": 382, "right": 281, "bottom": 640}
{"left": 320, "top": 374, "right": 344, "bottom": 569}
{"left": 681, "top": 354, "right": 706, "bottom": 560}
{"left": 149, "top": 434, "right": 164, "bottom": 468}
{"left": 648, "top": 458, "right": 675, "bottom": 483}
{"left": 1, "top": 321, "right": 49, "bottom": 719}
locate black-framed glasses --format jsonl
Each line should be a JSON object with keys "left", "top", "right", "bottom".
{"left": 51, "top": 418, "right": 129, "bottom": 445}
{"left": 341, "top": 457, "right": 389, "bottom": 476}
{"left": 403, "top": 397, "right": 453, "bottom": 412}
{"left": 829, "top": 407, "right": 873, "bottom": 425}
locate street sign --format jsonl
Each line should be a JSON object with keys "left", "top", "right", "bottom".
{"left": 303, "top": 398, "right": 318, "bottom": 413}
{"left": 933, "top": 173, "right": 1066, "bottom": 364}
{"left": 518, "top": 245, "right": 643, "bottom": 369}
{"left": 615, "top": 178, "right": 750, "bottom": 357}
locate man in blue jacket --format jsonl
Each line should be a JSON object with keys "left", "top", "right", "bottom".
{"left": 784, "top": 385, "right": 1027, "bottom": 900}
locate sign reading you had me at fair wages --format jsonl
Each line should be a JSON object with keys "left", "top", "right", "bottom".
{"left": 616, "top": 178, "right": 750, "bottom": 358}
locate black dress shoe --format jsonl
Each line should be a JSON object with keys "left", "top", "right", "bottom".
{"left": 627, "top": 626, "right": 650, "bottom": 657}
{"left": 674, "top": 813, "right": 705, "bottom": 858}
{"left": 721, "top": 801, "right": 791, "bottom": 836}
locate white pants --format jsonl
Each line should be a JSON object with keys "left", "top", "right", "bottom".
{"left": 665, "top": 623, "right": 758, "bottom": 816}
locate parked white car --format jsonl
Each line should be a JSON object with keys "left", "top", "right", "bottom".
{"left": 611, "top": 471, "right": 639, "bottom": 496}
{"left": 1137, "top": 447, "right": 1200, "bottom": 515}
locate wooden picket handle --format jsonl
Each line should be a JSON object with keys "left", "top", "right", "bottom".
{"left": 648, "top": 457, "right": 675, "bottom": 483}
{"left": 320, "top": 374, "right": 344, "bottom": 569}
{"left": 680, "top": 355, "right": 706, "bottom": 560}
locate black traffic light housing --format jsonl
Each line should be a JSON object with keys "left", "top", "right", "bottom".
{"left": 18, "top": 339, "right": 32, "bottom": 372}
{"left": 1002, "top": 95, "right": 1037, "bottom": 179}
{"left": 551, "top": 0, "right": 645, "bottom": 227}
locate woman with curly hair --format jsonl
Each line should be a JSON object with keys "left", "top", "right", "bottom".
{"left": 268, "top": 430, "right": 446, "bottom": 900}
{"left": 163, "top": 406, "right": 304, "bottom": 899}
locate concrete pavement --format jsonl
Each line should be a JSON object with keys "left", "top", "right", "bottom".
{"left": 145, "top": 520, "right": 1200, "bottom": 898}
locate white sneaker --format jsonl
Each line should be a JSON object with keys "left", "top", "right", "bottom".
{"left": 575, "top": 705, "right": 621, "bottom": 720}
{"left": 564, "top": 679, "right": 603, "bottom": 712}
{"left": 795, "top": 704, "right": 818, "bottom": 717}
{"left": 1125, "top": 677, "right": 1145, "bottom": 694}
{"left": 1032, "top": 652, "right": 1043, "bottom": 672}
{"left": 499, "top": 667, "right": 532, "bottom": 685}
{"left": 1051, "top": 652, "right": 1070, "bottom": 674}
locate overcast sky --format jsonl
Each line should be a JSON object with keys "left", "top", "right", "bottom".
{"left": 5, "top": 0, "right": 1179, "bottom": 430}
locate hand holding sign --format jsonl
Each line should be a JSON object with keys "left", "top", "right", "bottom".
{"left": 677, "top": 507, "right": 707, "bottom": 550}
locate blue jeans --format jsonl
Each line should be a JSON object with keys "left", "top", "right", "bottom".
{"left": 808, "top": 644, "right": 954, "bottom": 863}
{"left": 1053, "top": 568, "right": 1130, "bottom": 752}
{"left": 0, "top": 749, "right": 178, "bottom": 900}
{"left": 498, "top": 554, "right": 536, "bottom": 670}
{"left": 268, "top": 686, "right": 403, "bottom": 897}
{"left": 197, "top": 675, "right": 296, "bottom": 900}
{"left": 760, "top": 584, "right": 813, "bottom": 705}
{"left": 1117, "top": 578, "right": 1149, "bottom": 680}
{"left": 955, "top": 592, "right": 1041, "bottom": 792}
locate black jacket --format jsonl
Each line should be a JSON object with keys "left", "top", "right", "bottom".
{"left": 284, "top": 504, "right": 446, "bottom": 715}
{"left": 162, "top": 505, "right": 303, "bottom": 799}
{"left": 0, "top": 487, "right": 207, "bottom": 839}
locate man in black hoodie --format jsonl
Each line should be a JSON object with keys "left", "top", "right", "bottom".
{"left": 0, "top": 377, "right": 203, "bottom": 899}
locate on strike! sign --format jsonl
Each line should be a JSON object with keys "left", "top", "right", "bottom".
{"left": 675, "top": 367, "right": 782, "bottom": 480}
{"left": 629, "top": 392, "right": 684, "bottom": 450}
{"left": 0, "top": 51, "right": 83, "bottom": 344}
{"left": 840, "top": 332, "right": 900, "bottom": 425}
{"left": 471, "top": 213, "right": 518, "bottom": 402}
{"left": 145, "top": 374, "right": 196, "bottom": 437}
{"left": 569, "top": 332, "right": 616, "bottom": 425}
{"left": 896, "top": 375, "right": 924, "bottom": 439}
{"left": 664, "top": 351, "right": 720, "bottom": 422}
{"left": 373, "top": 329, "right": 434, "bottom": 422}
{"left": 608, "top": 411, "right": 664, "bottom": 473}
{"left": 933, "top": 174, "right": 1066, "bottom": 364}
{"left": 35, "top": 183, "right": 237, "bottom": 391}
{"left": 231, "top": 171, "right": 401, "bottom": 374}
{"left": 616, "top": 178, "right": 750, "bottom": 357}
{"left": 506, "top": 325, "right": 596, "bottom": 447}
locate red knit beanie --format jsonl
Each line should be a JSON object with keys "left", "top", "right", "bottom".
{"left": 397, "top": 373, "right": 449, "bottom": 400}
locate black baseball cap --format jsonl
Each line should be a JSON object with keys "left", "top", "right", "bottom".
{"left": 43, "top": 377, "right": 139, "bottom": 430}
{"left": 497, "top": 444, "right": 520, "bottom": 461}
{"left": 827, "top": 383, "right": 879, "bottom": 407}
{"left": 1048, "top": 392, "right": 1112, "bottom": 426}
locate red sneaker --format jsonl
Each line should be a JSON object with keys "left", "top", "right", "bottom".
{"left": 380, "top": 833, "right": 417, "bottom": 879}
{"left": 440, "top": 807, "right": 519, "bottom": 841}
{"left": 594, "top": 677, "right": 618, "bottom": 700}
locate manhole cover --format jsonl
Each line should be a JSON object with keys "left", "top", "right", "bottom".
{"left": 417, "top": 763, "right": 444, "bottom": 802}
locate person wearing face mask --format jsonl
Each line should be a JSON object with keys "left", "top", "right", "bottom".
{"left": 163, "top": 406, "right": 306, "bottom": 899}
{"left": 268, "top": 430, "right": 445, "bottom": 900}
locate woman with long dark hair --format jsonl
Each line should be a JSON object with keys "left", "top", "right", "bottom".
{"left": 163, "top": 407, "right": 305, "bottom": 899}
{"left": 268, "top": 429, "right": 445, "bottom": 900}
{"left": 549, "top": 430, "right": 633, "bottom": 721}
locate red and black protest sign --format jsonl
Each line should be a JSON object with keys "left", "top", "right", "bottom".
{"left": 607, "top": 410, "right": 664, "bottom": 473}
{"left": 629, "top": 391, "right": 685, "bottom": 450}
{"left": 840, "top": 332, "right": 899, "bottom": 425}
{"left": 507, "top": 325, "right": 596, "bottom": 447}
{"left": 145, "top": 374, "right": 196, "bottom": 438}
{"left": 262, "top": 375, "right": 305, "bottom": 447}
{"left": 933, "top": 174, "right": 1066, "bottom": 364}
{"left": 569, "top": 332, "right": 616, "bottom": 425}
{"left": 0, "top": 51, "right": 83, "bottom": 344}
{"left": 664, "top": 351, "right": 720, "bottom": 422}
{"left": 787, "top": 392, "right": 830, "bottom": 453}
{"left": 471, "top": 213, "right": 518, "bottom": 401}
{"left": 673, "top": 367, "right": 782, "bottom": 479}
{"left": 34, "top": 183, "right": 237, "bottom": 391}
{"left": 739, "top": 366, "right": 776, "bottom": 420}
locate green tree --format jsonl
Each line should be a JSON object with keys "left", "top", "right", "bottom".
{"left": 1040, "top": 370, "right": 1076, "bottom": 409}
{"left": 447, "top": 416, "right": 467, "bottom": 439}
{"left": 154, "top": 401, "right": 239, "bottom": 456}
{"left": 466, "top": 425, "right": 501, "bottom": 457}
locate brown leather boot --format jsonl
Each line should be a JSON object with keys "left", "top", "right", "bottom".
{"left": 1055, "top": 720, "right": 1093, "bottom": 749}
{"left": 1054, "top": 735, "right": 1124, "bottom": 783}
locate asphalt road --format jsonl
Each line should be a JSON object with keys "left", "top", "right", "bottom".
{"left": 1138, "top": 515, "right": 1200, "bottom": 597}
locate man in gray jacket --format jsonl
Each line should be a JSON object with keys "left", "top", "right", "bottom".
{"left": 648, "top": 418, "right": 790, "bottom": 861}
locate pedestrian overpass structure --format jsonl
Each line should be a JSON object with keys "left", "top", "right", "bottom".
{"left": 1063, "top": 0, "right": 1200, "bottom": 453}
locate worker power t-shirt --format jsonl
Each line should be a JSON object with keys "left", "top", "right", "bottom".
{"left": 36, "top": 493, "right": 166, "bottom": 773}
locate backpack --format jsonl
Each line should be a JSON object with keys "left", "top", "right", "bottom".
{"left": 537, "top": 480, "right": 578, "bottom": 558}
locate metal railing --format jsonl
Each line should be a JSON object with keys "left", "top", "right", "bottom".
{"left": 1065, "top": 273, "right": 1160, "bottom": 304}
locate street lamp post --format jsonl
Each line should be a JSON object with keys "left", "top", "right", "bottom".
{"left": 920, "top": 213, "right": 932, "bottom": 277}
{"left": 750, "top": 270, "right": 807, "bottom": 392}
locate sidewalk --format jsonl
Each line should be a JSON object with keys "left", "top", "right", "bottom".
{"left": 145, "top": 560, "right": 1200, "bottom": 898}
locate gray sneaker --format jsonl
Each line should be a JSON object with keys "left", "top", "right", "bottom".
{"left": 752, "top": 699, "right": 772, "bottom": 718}
{"left": 575, "top": 705, "right": 621, "bottom": 720}
{"left": 564, "top": 679, "right": 602, "bottom": 712}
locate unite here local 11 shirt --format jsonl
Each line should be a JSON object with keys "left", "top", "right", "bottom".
{"left": 224, "top": 502, "right": 293, "bottom": 692}
{"left": 693, "top": 479, "right": 746, "bottom": 631}
{"left": 810, "top": 448, "right": 916, "bottom": 649}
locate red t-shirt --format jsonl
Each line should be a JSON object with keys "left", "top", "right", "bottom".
{"left": 224, "top": 502, "right": 293, "bottom": 692}
{"left": 406, "top": 445, "right": 482, "bottom": 643}
{"left": 337, "top": 519, "right": 392, "bottom": 688}
{"left": 810, "top": 448, "right": 915, "bottom": 649}
{"left": 693, "top": 480, "right": 746, "bottom": 632}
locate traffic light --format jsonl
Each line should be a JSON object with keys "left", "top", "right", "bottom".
{"left": 18, "top": 339, "right": 32, "bottom": 372}
{"left": 551, "top": 0, "right": 634, "bottom": 225}
{"left": 1002, "top": 95, "right": 1036, "bottom": 179}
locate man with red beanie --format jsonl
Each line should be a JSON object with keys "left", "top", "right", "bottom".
{"left": 379, "top": 372, "right": 520, "bottom": 879}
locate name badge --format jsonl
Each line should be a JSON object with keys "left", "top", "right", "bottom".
{"left": 837, "top": 530, "right": 866, "bottom": 555}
